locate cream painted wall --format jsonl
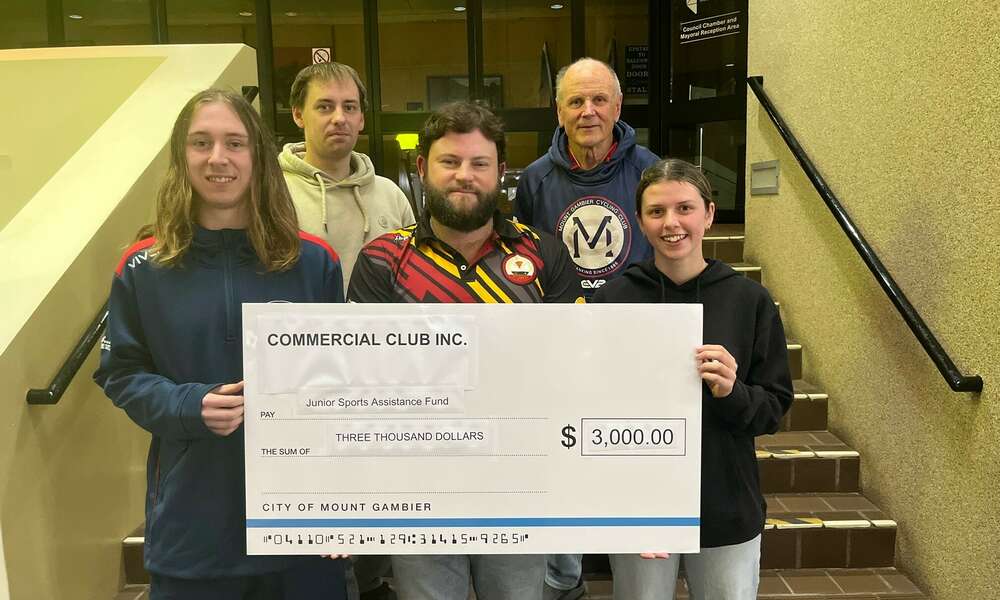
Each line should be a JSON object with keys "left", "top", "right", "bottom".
{"left": 745, "top": 2, "right": 1000, "bottom": 599}
{"left": 0, "top": 44, "right": 258, "bottom": 600}
{"left": 0, "top": 56, "right": 163, "bottom": 231}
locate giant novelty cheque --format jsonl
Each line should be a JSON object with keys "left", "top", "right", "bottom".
{"left": 242, "top": 303, "right": 702, "bottom": 555}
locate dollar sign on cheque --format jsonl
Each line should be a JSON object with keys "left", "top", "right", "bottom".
{"left": 561, "top": 425, "right": 577, "bottom": 448}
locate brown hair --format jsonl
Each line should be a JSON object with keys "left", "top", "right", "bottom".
{"left": 635, "top": 158, "right": 714, "bottom": 213}
{"left": 142, "top": 88, "right": 300, "bottom": 271}
{"left": 289, "top": 62, "right": 368, "bottom": 112}
{"left": 418, "top": 101, "right": 506, "bottom": 163}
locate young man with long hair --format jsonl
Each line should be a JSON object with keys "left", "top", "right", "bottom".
{"left": 95, "top": 89, "right": 347, "bottom": 600}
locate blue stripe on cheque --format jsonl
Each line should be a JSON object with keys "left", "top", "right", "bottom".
{"left": 246, "top": 517, "right": 700, "bottom": 528}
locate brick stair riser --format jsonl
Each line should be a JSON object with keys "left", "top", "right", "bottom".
{"left": 787, "top": 345, "right": 802, "bottom": 380}
{"left": 781, "top": 397, "right": 828, "bottom": 431}
{"left": 702, "top": 238, "right": 744, "bottom": 263}
{"left": 759, "top": 456, "right": 860, "bottom": 494}
{"left": 762, "top": 527, "right": 897, "bottom": 569}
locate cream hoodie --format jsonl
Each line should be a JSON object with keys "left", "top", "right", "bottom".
{"left": 280, "top": 142, "right": 415, "bottom": 288}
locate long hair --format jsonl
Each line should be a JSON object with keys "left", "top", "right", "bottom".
{"left": 143, "top": 88, "right": 300, "bottom": 271}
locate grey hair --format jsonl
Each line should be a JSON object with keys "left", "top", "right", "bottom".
{"left": 554, "top": 57, "right": 622, "bottom": 103}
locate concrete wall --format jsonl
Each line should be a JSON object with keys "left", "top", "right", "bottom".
{"left": 0, "top": 44, "right": 258, "bottom": 600}
{"left": 745, "top": 2, "right": 1000, "bottom": 598}
{"left": 0, "top": 56, "right": 162, "bottom": 231}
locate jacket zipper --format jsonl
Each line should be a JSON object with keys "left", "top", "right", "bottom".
{"left": 223, "top": 232, "right": 238, "bottom": 341}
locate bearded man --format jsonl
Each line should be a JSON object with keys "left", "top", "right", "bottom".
{"left": 347, "top": 101, "right": 581, "bottom": 600}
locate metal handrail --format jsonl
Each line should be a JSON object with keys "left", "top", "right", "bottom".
{"left": 26, "top": 85, "right": 262, "bottom": 405}
{"left": 747, "top": 76, "right": 983, "bottom": 393}
{"left": 27, "top": 302, "right": 109, "bottom": 404}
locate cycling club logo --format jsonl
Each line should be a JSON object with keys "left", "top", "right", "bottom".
{"left": 555, "top": 196, "right": 632, "bottom": 279}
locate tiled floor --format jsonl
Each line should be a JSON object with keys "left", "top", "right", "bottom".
{"left": 577, "top": 567, "right": 926, "bottom": 599}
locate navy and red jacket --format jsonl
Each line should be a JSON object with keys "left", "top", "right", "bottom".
{"left": 94, "top": 226, "right": 342, "bottom": 578}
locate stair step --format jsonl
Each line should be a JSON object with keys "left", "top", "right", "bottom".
{"left": 123, "top": 530, "right": 147, "bottom": 585}
{"left": 580, "top": 492, "right": 892, "bottom": 575}
{"left": 782, "top": 380, "right": 829, "bottom": 431}
{"left": 703, "top": 226, "right": 744, "bottom": 263}
{"left": 732, "top": 262, "right": 762, "bottom": 283}
{"left": 114, "top": 585, "right": 149, "bottom": 600}
{"left": 763, "top": 494, "right": 896, "bottom": 569}
{"left": 757, "top": 431, "right": 860, "bottom": 493}
{"left": 758, "top": 568, "right": 928, "bottom": 598}
{"left": 580, "top": 567, "right": 925, "bottom": 598}
{"left": 786, "top": 342, "right": 802, "bottom": 380}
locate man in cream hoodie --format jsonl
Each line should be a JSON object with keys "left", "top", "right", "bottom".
{"left": 281, "top": 62, "right": 414, "bottom": 289}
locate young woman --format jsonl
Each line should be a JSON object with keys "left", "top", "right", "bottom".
{"left": 592, "top": 158, "right": 793, "bottom": 600}
{"left": 95, "top": 89, "right": 346, "bottom": 600}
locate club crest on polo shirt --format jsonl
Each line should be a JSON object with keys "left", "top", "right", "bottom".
{"left": 555, "top": 196, "right": 632, "bottom": 281}
{"left": 502, "top": 253, "right": 538, "bottom": 285}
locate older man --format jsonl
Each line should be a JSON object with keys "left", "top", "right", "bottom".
{"left": 514, "top": 57, "right": 658, "bottom": 302}
{"left": 514, "top": 56, "right": 659, "bottom": 600}
{"left": 349, "top": 101, "right": 581, "bottom": 600}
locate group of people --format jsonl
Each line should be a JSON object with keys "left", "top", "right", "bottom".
{"left": 94, "top": 56, "right": 792, "bottom": 600}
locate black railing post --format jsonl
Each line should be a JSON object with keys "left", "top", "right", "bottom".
{"left": 746, "top": 76, "right": 983, "bottom": 393}
{"left": 27, "top": 303, "right": 109, "bottom": 405}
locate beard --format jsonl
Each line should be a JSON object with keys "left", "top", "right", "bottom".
{"left": 422, "top": 179, "right": 500, "bottom": 232}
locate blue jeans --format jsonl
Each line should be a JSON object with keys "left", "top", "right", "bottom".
{"left": 391, "top": 554, "right": 544, "bottom": 600}
{"left": 546, "top": 554, "right": 583, "bottom": 590}
{"left": 609, "top": 535, "right": 761, "bottom": 600}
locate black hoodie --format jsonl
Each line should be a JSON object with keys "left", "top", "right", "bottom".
{"left": 592, "top": 259, "right": 793, "bottom": 548}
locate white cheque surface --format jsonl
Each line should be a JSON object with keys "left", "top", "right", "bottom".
{"left": 243, "top": 304, "right": 702, "bottom": 555}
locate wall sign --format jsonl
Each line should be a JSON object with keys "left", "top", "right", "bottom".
{"left": 312, "top": 48, "right": 331, "bottom": 64}
{"left": 679, "top": 10, "right": 743, "bottom": 45}
{"left": 624, "top": 45, "right": 649, "bottom": 96}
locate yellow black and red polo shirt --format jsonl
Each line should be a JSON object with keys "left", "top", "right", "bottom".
{"left": 348, "top": 212, "right": 582, "bottom": 304}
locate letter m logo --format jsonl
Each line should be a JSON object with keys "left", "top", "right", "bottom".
{"left": 572, "top": 216, "right": 614, "bottom": 258}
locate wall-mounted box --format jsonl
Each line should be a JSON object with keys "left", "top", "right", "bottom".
{"left": 750, "top": 160, "right": 779, "bottom": 195}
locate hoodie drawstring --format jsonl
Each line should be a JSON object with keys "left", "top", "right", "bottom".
{"left": 312, "top": 172, "right": 369, "bottom": 235}
{"left": 314, "top": 173, "right": 329, "bottom": 233}
{"left": 353, "top": 186, "right": 369, "bottom": 234}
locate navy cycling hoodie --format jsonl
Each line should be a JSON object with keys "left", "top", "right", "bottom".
{"left": 94, "top": 226, "right": 343, "bottom": 578}
{"left": 592, "top": 259, "right": 793, "bottom": 548}
{"left": 514, "top": 121, "right": 658, "bottom": 296}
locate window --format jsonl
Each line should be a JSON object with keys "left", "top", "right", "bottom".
{"left": 378, "top": 1, "right": 467, "bottom": 112}
{"left": 270, "top": 0, "right": 366, "bottom": 138}
{"left": 484, "top": 0, "right": 570, "bottom": 109}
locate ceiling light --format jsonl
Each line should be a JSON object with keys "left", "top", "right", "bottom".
{"left": 453, "top": 5, "right": 466, "bottom": 11}
{"left": 550, "top": 3, "right": 564, "bottom": 8}
{"left": 284, "top": 11, "right": 298, "bottom": 17}
{"left": 724, "top": 63, "right": 735, "bottom": 67}
{"left": 238, "top": 11, "right": 254, "bottom": 17}
{"left": 68, "top": 14, "right": 83, "bottom": 19}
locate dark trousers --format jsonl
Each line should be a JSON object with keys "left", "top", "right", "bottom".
{"left": 151, "top": 557, "right": 347, "bottom": 600}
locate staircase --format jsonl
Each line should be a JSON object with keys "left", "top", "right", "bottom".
{"left": 112, "top": 226, "right": 928, "bottom": 599}
{"left": 579, "top": 226, "right": 928, "bottom": 599}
